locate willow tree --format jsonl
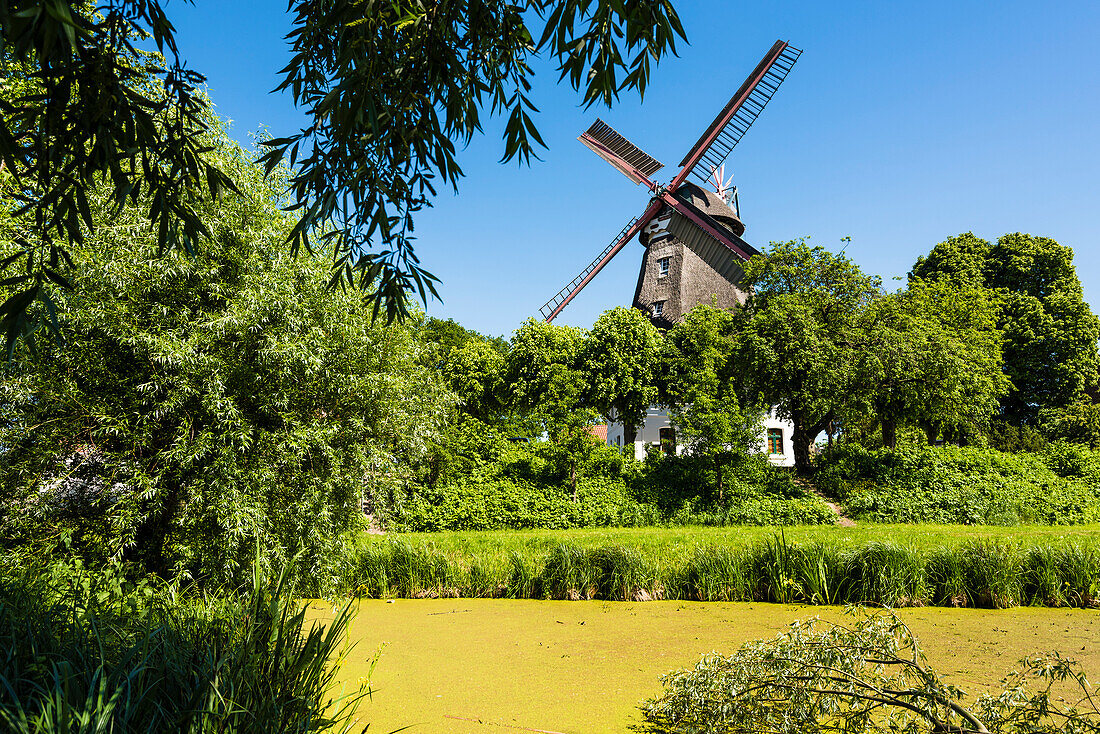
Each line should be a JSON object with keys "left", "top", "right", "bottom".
{"left": 0, "top": 0, "right": 686, "bottom": 350}
{"left": 0, "top": 119, "right": 450, "bottom": 587}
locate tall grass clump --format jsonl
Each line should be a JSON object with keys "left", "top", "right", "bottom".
{"left": 351, "top": 538, "right": 456, "bottom": 598}
{"left": 844, "top": 542, "right": 925, "bottom": 606}
{"left": 1022, "top": 543, "right": 1100, "bottom": 607}
{"left": 747, "top": 534, "right": 802, "bottom": 603}
{"left": 925, "top": 547, "right": 970, "bottom": 606}
{"left": 682, "top": 545, "right": 751, "bottom": 601}
{"left": 0, "top": 550, "right": 367, "bottom": 734}
{"left": 961, "top": 540, "right": 1024, "bottom": 608}
{"left": 345, "top": 532, "right": 1100, "bottom": 608}
{"left": 506, "top": 551, "right": 542, "bottom": 599}
{"left": 541, "top": 543, "right": 598, "bottom": 600}
{"left": 793, "top": 542, "right": 845, "bottom": 605}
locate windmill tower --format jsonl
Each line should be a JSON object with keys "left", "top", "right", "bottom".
{"left": 537, "top": 40, "right": 802, "bottom": 326}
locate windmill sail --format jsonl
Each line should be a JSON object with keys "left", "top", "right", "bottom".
{"left": 539, "top": 208, "right": 657, "bottom": 321}
{"left": 579, "top": 119, "right": 664, "bottom": 185}
{"left": 671, "top": 40, "right": 802, "bottom": 189}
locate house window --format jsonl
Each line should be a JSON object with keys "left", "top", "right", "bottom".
{"left": 659, "top": 427, "right": 676, "bottom": 455}
{"left": 767, "top": 428, "right": 783, "bottom": 455}
{"left": 657, "top": 257, "right": 670, "bottom": 278}
{"left": 653, "top": 300, "right": 665, "bottom": 317}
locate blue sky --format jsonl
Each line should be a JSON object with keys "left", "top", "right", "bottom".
{"left": 172, "top": 1, "right": 1100, "bottom": 338}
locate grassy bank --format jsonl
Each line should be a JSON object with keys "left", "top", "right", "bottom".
{"left": 347, "top": 525, "right": 1100, "bottom": 607}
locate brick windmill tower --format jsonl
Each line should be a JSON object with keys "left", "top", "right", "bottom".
{"left": 538, "top": 40, "right": 801, "bottom": 327}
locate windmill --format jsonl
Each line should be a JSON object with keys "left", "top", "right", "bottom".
{"left": 538, "top": 40, "right": 802, "bottom": 325}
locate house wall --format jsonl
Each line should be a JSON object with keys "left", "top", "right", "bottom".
{"left": 607, "top": 406, "right": 795, "bottom": 466}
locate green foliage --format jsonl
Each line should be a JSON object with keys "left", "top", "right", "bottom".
{"left": 347, "top": 532, "right": 1100, "bottom": 608}
{"left": 851, "top": 280, "right": 1008, "bottom": 446}
{"left": 582, "top": 306, "right": 663, "bottom": 441}
{"left": 0, "top": 548, "right": 367, "bottom": 733}
{"left": 913, "top": 232, "right": 1100, "bottom": 428}
{"left": 987, "top": 418, "right": 1049, "bottom": 453}
{"left": 738, "top": 240, "right": 882, "bottom": 470}
{"left": 505, "top": 318, "right": 600, "bottom": 491}
{"left": 1, "top": 1, "right": 688, "bottom": 344}
{"left": 662, "top": 304, "right": 764, "bottom": 493}
{"left": 0, "top": 3, "right": 238, "bottom": 352}
{"left": 816, "top": 444, "right": 1100, "bottom": 525}
{"left": 261, "top": 0, "right": 686, "bottom": 321}
{"left": 397, "top": 432, "right": 835, "bottom": 533}
{"left": 641, "top": 608, "right": 1100, "bottom": 733}
{"left": 0, "top": 123, "right": 449, "bottom": 586}
{"left": 392, "top": 475, "right": 647, "bottom": 532}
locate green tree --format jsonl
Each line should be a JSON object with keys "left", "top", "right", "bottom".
{"left": 737, "top": 240, "right": 881, "bottom": 471}
{"left": 581, "top": 306, "right": 663, "bottom": 446}
{"left": 662, "top": 304, "right": 764, "bottom": 500}
{"left": 506, "top": 317, "right": 597, "bottom": 498}
{"left": 0, "top": 122, "right": 450, "bottom": 585}
{"left": 911, "top": 233, "right": 1100, "bottom": 430}
{"left": 910, "top": 231, "right": 991, "bottom": 288}
{"left": 1, "top": 0, "right": 686, "bottom": 346}
{"left": 440, "top": 338, "right": 507, "bottom": 423}
{"left": 851, "top": 281, "right": 1009, "bottom": 448}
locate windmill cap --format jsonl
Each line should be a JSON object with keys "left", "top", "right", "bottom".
{"left": 675, "top": 182, "right": 746, "bottom": 238}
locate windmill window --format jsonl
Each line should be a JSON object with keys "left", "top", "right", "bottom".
{"left": 653, "top": 301, "right": 665, "bottom": 317}
{"left": 767, "top": 428, "right": 783, "bottom": 455}
{"left": 657, "top": 257, "right": 670, "bottom": 278}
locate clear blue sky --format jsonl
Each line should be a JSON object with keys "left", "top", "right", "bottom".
{"left": 172, "top": 1, "right": 1100, "bottom": 338}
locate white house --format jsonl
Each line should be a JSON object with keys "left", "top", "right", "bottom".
{"left": 605, "top": 406, "right": 796, "bottom": 467}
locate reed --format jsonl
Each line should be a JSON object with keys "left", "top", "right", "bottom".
{"left": 0, "top": 553, "right": 367, "bottom": 733}
{"left": 343, "top": 532, "right": 1100, "bottom": 609}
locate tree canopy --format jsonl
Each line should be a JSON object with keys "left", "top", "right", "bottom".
{"left": 582, "top": 306, "right": 663, "bottom": 445}
{"left": 736, "top": 240, "right": 881, "bottom": 470}
{"left": 912, "top": 233, "right": 1100, "bottom": 429}
{"left": 0, "top": 0, "right": 686, "bottom": 351}
{"left": 0, "top": 116, "right": 449, "bottom": 586}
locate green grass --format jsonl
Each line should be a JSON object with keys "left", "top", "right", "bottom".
{"left": 355, "top": 523, "right": 1100, "bottom": 572}
{"left": 346, "top": 525, "right": 1100, "bottom": 607}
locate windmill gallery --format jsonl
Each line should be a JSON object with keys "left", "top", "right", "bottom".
{"left": 538, "top": 40, "right": 803, "bottom": 465}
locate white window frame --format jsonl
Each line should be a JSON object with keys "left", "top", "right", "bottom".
{"left": 653, "top": 300, "right": 665, "bottom": 317}
{"left": 657, "top": 257, "right": 670, "bottom": 278}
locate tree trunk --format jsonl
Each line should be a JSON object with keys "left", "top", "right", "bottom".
{"left": 922, "top": 422, "right": 939, "bottom": 446}
{"left": 792, "top": 424, "right": 814, "bottom": 474}
{"left": 792, "top": 410, "right": 834, "bottom": 475}
{"left": 624, "top": 422, "right": 637, "bottom": 449}
{"left": 716, "top": 457, "right": 724, "bottom": 505}
{"left": 882, "top": 419, "right": 897, "bottom": 449}
{"left": 129, "top": 486, "right": 180, "bottom": 578}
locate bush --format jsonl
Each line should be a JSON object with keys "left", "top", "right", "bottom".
{"left": 393, "top": 434, "right": 834, "bottom": 531}
{"left": 0, "top": 126, "right": 448, "bottom": 588}
{"left": 816, "top": 444, "right": 1100, "bottom": 525}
